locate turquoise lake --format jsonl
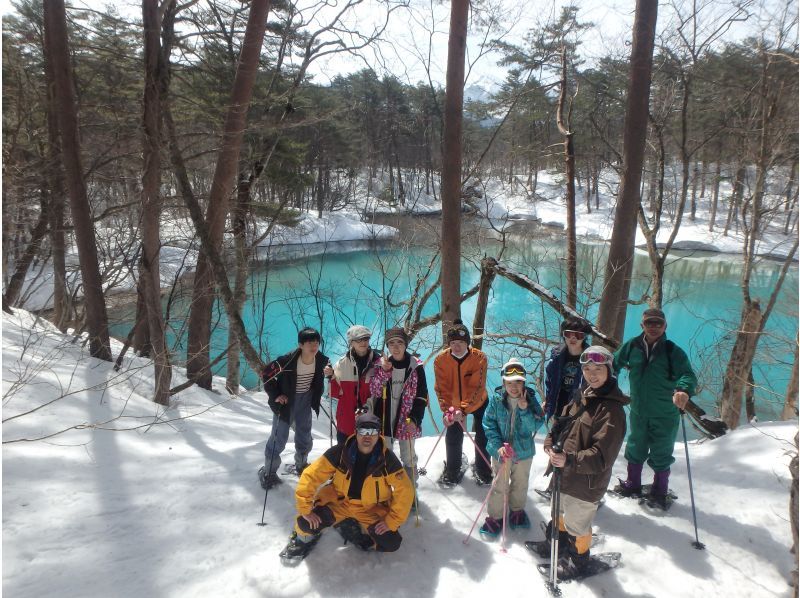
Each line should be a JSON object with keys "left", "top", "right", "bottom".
{"left": 110, "top": 223, "right": 798, "bottom": 440}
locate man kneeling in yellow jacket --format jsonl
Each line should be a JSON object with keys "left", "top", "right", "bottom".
{"left": 281, "top": 411, "right": 414, "bottom": 560}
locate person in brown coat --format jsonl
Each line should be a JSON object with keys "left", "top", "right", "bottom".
{"left": 542, "top": 345, "right": 629, "bottom": 578}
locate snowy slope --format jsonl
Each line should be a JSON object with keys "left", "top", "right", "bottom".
{"left": 2, "top": 312, "right": 797, "bottom": 597}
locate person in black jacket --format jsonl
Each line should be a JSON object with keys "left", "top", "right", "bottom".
{"left": 259, "top": 327, "right": 329, "bottom": 490}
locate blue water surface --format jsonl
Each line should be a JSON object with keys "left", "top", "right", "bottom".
{"left": 110, "top": 233, "right": 797, "bottom": 440}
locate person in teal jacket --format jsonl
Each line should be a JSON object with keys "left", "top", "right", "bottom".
{"left": 479, "top": 358, "right": 545, "bottom": 537}
{"left": 613, "top": 308, "right": 697, "bottom": 507}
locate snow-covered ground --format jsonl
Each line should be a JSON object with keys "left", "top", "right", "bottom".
{"left": 3, "top": 308, "right": 797, "bottom": 597}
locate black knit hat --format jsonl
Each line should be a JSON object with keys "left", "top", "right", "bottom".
{"left": 297, "top": 327, "right": 321, "bottom": 343}
{"left": 446, "top": 319, "right": 471, "bottom": 344}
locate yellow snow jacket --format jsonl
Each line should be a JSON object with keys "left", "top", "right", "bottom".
{"left": 295, "top": 436, "right": 414, "bottom": 532}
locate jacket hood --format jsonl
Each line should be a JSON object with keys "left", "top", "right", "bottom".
{"left": 582, "top": 379, "right": 630, "bottom": 406}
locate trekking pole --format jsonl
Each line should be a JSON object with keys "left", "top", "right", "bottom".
{"left": 681, "top": 411, "right": 705, "bottom": 550}
{"left": 500, "top": 443, "right": 511, "bottom": 553}
{"left": 419, "top": 423, "right": 448, "bottom": 476}
{"left": 463, "top": 458, "right": 508, "bottom": 545}
{"left": 547, "top": 443, "right": 563, "bottom": 596}
{"left": 407, "top": 418, "right": 421, "bottom": 527}
{"left": 457, "top": 419, "right": 493, "bottom": 471}
{"left": 258, "top": 404, "right": 283, "bottom": 527}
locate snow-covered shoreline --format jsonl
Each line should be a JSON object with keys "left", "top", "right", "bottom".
{"left": 2, "top": 308, "right": 797, "bottom": 597}
{"left": 6, "top": 168, "right": 796, "bottom": 313}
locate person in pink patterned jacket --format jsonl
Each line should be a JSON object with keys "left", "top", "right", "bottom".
{"left": 367, "top": 327, "right": 429, "bottom": 489}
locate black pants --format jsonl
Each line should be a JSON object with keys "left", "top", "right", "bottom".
{"left": 295, "top": 505, "right": 403, "bottom": 552}
{"left": 445, "top": 400, "right": 490, "bottom": 477}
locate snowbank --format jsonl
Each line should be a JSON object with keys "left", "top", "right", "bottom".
{"left": 2, "top": 308, "right": 797, "bottom": 597}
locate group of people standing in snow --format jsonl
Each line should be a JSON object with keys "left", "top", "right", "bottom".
{"left": 257, "top": 308, "right": 697, "bottom": 578}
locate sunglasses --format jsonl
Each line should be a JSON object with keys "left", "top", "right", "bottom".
{"left": 357, "top": 427, "right": 380, "bottom": 437}
{"left": 580, "top": 351, "right": 612, "bottom": 366}
{"left": 503, "top": 366, "right": 526, "bottom": 377}
{"left": 353, "top": 337, "right": 371, "bottom": 343}
{"left": 643, "top": 320, "right": 665, "bottom": 327}
{"left": 563, "top": 330, "right": 585, "bottom": 340}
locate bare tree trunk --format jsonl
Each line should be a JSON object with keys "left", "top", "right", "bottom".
{"left": 440, "top": 0, "right": 468, "bottom": 335}
{"left": 43, "top": 0, "right": 112, "bottom": 361}
{"left": 2, "top": 192, "right": 48, "bottom": 310}
{"left": 556, "top": 46, "right": 577, "bottom": 309}
{"left": 709, "top": 160, "right": 722, "bottom": 232}
{"left": 744, "top": 367, "right": 756, "bottom": 422}
{"left": 690, "top": 161, "right": 699, "bottom": 220}
{"left": 790, "top": 434, "right": 799, "bottom": 597}
{"left": 719, "top": 301, "right": 762, "bottom": 429}
{"left": 470, "top": 257, "right": 497, "bottom": 351}
{"left": 141, "top": 0, "right": 171, "bottom": 405}
{"left": 132, "top": 278, "right": 151, "bottom": 356}
{"left": 596, "top": 0, "right": 658, "bottom": 343}
{"left": 724, "top": 163, "right": 745, "bottom": 236}
{"left": 43, "top": 23, "right": 69, "bottom": 331}
{"left": 782, "top": 338, "right": 799, "bottom": 421}
{"left": 186, "top": 0, "right": 271, "bottom": 388}
{"left": 226, "top": 175, "right": 249, "bottom": 394}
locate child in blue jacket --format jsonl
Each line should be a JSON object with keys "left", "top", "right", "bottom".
{"left": 480, "top": 358, "right": 545, "bottom": 537}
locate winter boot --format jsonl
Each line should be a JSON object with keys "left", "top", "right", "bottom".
{"left": 557, "top": 533, "right": 591, "bottom": 579}
{"left": 509, "top": 510, "right": 531, "bottom": 530}
{"left": 258, "top": 466, "right": 281, "bottom": 490}
{"left": 648, "top": 469, "right": 671, "bottom": 508}
{"left": 544, "top": 519, "right": 569, "bottom": 555}
{"left": 334, "top": 518, "right": 375, "bottom": 551}
{"left": 479, "top": 516, "right": 502, "bottom": 539}
{"left": 473, "top": 466, "right": 493, "bottom": 486}
{"left": 612, "top": 462, "right": 643, "bottom": 497}
{"left": 280, "top": 531, "right": 321, "bottom": 560}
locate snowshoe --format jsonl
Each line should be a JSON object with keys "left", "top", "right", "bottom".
{"left": 472, "top": 464, "right": 493, "bottom": 486}
{"left": 641, "top": 490, "right": 676, "bottom": 512}
{"left": 509, "top": 510, "right": 531, "bottom": 530}
{"left": 537, "top": 552, "right": 621, "bottom": 581}
{"left": 282, "top": 463, "right": 309, "bottom": 476}
{"left": 479, "top": 516, "right": 502, "bottom": 540}
{"left": 437, "top": 454, "right": 468, "bottom": 488}
{"left": 258, "top": 466, "right": 282, "bottom": 490}
{"left": 526, "top": 533, "right": 605, "bottom": 559}
{"left": 279, "top": 531, "right": 320, "bottom": 565}
{"left": 334, "top": 518, "right": 375, "bottom": 551}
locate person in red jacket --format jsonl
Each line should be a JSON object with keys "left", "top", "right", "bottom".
{"left": 326, "top": 325, "right": 382, "bottom": 444}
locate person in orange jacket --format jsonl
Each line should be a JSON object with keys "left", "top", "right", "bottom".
{"left": 279, "top": 412, "right": 414, "bottom": 561}
{"left": 433, "top": 319, "right": 492, "bottom": 486}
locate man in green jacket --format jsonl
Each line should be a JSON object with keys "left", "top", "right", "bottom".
{"left": 613, "top": 308, "right": 697, "bottom": 508}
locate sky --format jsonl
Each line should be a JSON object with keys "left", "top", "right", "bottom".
{"left": 1, "top": 0, "right": 792, "bottom": 91}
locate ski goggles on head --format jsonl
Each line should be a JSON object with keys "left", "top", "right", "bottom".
{"left": 563, "top": 330, "right": 586, "bottom": 340}
{"left": 580, "top": 350, "right": 613, "bottom": 366}
{"left": 356, "top": 427, "right": 380, "bottom": 437}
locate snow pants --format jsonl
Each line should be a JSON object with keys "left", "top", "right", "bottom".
{"left": 294, "top": 499, "right": 402, "bottom": 552}
{"left": 445, "top": 400, "right": 490, "bottom": 477}
{"left": 264, "top": 389, "right": 314, "bottom": 474}
{"left": 487, "top": 456, "right": 532, "bottom": 519}
{"left": 624, "top": 411, "right": 680, "bottom": 472}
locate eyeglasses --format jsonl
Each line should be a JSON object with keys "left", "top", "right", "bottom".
{"left": 503, "top": 366, "right": 526, "bottom": 377}
{"left": 563, "top": 330, "right": 585, "bottom": 340}
{"left": 356, "top": 427, "right": 380, "bottom": 437}
{"left": 643, "top": 320, "right": 665, "bottom": 327}
{"left": 580, "top": 351, "right": 612, "bottom": 366}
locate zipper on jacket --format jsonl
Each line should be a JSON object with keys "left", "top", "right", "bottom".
{"left": 375, "top": 480, "right": 380, "bottom": 501}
